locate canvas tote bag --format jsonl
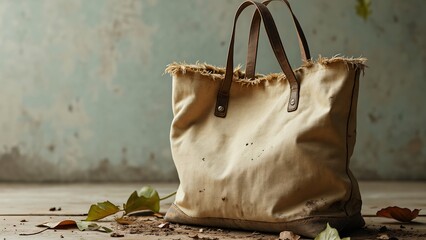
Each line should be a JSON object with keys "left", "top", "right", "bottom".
{"left": 165, "top": 0, "right": 366, "bottom": 237}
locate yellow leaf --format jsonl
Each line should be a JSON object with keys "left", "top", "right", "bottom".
{"left": 85, "top": 201, "right": 120, "bottom": 221}
{"left": 314, "top": 223, "right": 350, "bottom": 240}
{"left": 355, "top": 0, "right": 372, "bottom": 20}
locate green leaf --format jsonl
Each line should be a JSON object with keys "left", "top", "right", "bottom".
{"left": 76, "top": 221, "right": 113, "bottom": 233}
{"left": 314, "top": 223, "right": 350, "bottom": 240}
{"left": 85, "top": 201, "right": 120, "bottom": 221}
{"left": 124, "top": 186, "right": 160, "bottom": 214}
{"left": 355, "top": 0, "right": 372, "bottom": 20}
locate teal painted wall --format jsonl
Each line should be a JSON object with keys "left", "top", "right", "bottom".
{"left": 0, "top": 0, "right": 425, "bottom": 181}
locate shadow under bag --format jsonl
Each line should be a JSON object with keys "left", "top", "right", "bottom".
{"left": 165, "top": 0, "right": 366, "bottom": 237}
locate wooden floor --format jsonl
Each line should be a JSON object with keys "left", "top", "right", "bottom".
{"left": 0, "top": 182, "right": 425, "bottom": 239}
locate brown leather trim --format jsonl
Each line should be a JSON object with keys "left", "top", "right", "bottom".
{"left": 215, "top": 0, "right": 300, "bottom": 118}
{"left": 287, "top": 87, "right": 299, "bottom": 112}
{"left": 246, "top": 0, "right": 311, "bottom": 79}
{"left": 214, "top": 91, "right": 230, "bottom": 118}
{"left": 165, "top": 204, "right": 365, "bottom": 238}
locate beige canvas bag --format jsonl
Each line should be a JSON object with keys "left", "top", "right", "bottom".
{"left": 165, "top": 0, "right": 366, "bottom": 237}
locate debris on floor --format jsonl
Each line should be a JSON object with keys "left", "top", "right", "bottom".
{"left": 115, "top": 216, "right": 278, "bottom": 240}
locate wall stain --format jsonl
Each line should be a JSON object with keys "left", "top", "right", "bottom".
{"left": 0, "top": 146, "right": 57, "bottom": 182}
{"left": 47, "top": 144, "right": 55, "bottom": 153}
{"left": 368, "top": 113, "right": 381, "bottom": 123}
{"left": 0, "top": 146, "right": 178, "bottom": 182}
{"left": 393, "top": 15, "right": 399, "bottom": 23}
{"left": 121, "top": 147, "right": 128, "bottom": 165}
{"left": 406, "top": 135, "right": 423, "bottom": 155}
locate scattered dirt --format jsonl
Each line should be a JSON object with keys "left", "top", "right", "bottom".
{"left": 350, "top": 224, "right": 426, "bottom": 240}
{"left": 49, "top": 207, "right": 61, "bottom": 211}
{"left": 110, "top": 232, "right": 125, "bottom": 237}
{"left": 109, "top": 216, "right": 426, "bottom": 240}
{"left": 114, "top": 216, "right": 278, "bottom": 240}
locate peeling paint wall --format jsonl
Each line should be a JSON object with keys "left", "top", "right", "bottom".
{"left": 0, "top": 0, "right": 425, "bottom": 181}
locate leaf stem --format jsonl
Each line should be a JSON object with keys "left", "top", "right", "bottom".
{"left": 160, "top": 191, "right": 177, "bottom": 201}
{"left": 19, "top": 228, "right": 48, "bottom": 236}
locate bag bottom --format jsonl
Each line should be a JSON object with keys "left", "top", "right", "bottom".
{"left": 165, "top": 203, "right": 365, "bottom": 238}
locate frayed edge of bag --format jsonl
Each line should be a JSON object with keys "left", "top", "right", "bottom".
{"left": 165, "top": 56, "right": 367, "bottom": 85}
{"left": 302, "top": 55, "right": 367, "bottom": 73}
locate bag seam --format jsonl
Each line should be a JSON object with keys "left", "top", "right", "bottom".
{"left": 343, "top": 68, "right": 360, "bottom": 215}
{"left": 170, "top": 203, "right": 360, "bottom": 225}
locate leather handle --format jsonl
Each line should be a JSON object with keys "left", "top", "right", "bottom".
{"left": 245, "top": 0, "right": 310, "bottom": 79}
{"left": 215, "top": 0, "right": 299, "bottom": 118}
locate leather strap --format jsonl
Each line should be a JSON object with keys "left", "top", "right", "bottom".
{"left": 215, "top": 0, "right": 299, "bottom": 118}
{"left": 245, "top": 0, "right": 310, "bottom": 79}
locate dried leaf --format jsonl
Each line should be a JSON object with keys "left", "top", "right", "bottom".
{"left": 37, "top": 220, "right": 77, "bottom": 229}
{"left": 124, "top": 186, "right": 160, "bottom": 214}
{"left": 85, "top": 201, "right": 120, "bottom": 221}
{"left": 376, "top": 206, "right": 421, "bottom": 222}
{"left": 21, "top": 220, "right": 77, "bottom": 236}
{"left": 115, "top": 217, "right": 135, "bottom": 225}
{"left": 279, "top": 230, "right": 301, "bottom": 240}
{"left": 22, "top": 220, "right": 112, "bottom": 236}
{"left": 355, "top": 0, "right": 372, "bottom": 20}
{"left": 314, "top": 223, "right": 350, "bottom": 240}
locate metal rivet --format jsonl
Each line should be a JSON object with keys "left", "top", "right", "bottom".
{"left": 217, "top": 106, "right": 225, "bottom": 112}
{"left": 290, "top": 99, "right": 295, "bottom": 105}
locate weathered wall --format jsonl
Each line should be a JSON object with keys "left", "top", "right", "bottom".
{"left": 0, "top": 0, "right": 424, "bottom": 181}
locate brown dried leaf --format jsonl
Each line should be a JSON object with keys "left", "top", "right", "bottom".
{"left": 22, "top": 219, "right": 112, "bottom": 236}
{"left": 376, "top": 206, "right": 421, "bottom": 222}
{"left": 279, "top": 230, "right": 301, "bottom": 240}
{"left": 37, "top": 220, "right": 77, "bottom": 229}
{"left": 21, "top": 220, "right": 79, "bottom": 236}
{"left": 115, "top": 217, "right": 135, "bottom": 225}
{"left": 36, "top": 220, "right": 112, "bottom": 232}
